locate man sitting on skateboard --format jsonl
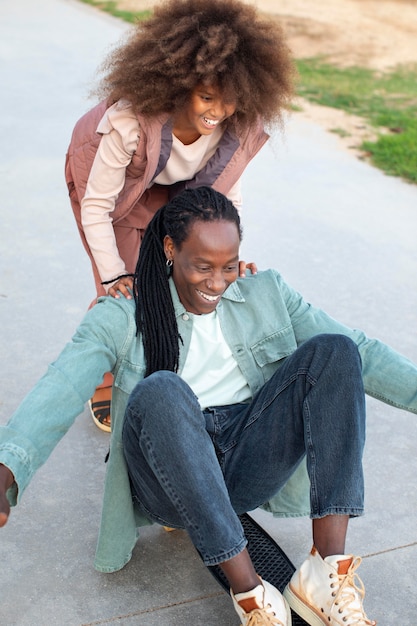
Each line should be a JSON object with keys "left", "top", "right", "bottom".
{"left": 1, "top": 187, "right": 416, "bottom": 625}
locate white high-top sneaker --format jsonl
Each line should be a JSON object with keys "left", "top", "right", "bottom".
{"left": 283, "top": 546, "right": 376, "bottom": 626}
{"left": 232, "top": 578, "right": 292, "bottom": 625}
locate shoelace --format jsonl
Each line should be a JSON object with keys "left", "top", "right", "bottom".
{"left": 245, "top": 607, "right": 286, "bottom": 626}
{"left": 330, "top": 557, "right": 376, "bottom": 625}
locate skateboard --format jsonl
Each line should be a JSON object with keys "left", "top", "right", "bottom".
{"left": 207, "top": 513, "right": 309, "bottom": 626}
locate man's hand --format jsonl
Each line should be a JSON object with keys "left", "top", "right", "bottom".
{"left": 0, "top": 464, "right": 13, "bottom": 527}
{"left": 107, "top": 275, "right": 134, "bottom": 299}
{"left": 239, "top": 260, "right": 258, "bottom": 277}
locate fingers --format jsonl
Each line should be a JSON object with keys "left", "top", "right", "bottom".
{"left": 0, "top": 465, "right": 12, "bottom": 527}
{"left": 238, "top": 260, "right": 258, "bottom": 277}
{"left": 108, "top": 276, "right": 134, "bottom": 299}
{"left": 0, "top": 497, "right": 10, "bottom": 528}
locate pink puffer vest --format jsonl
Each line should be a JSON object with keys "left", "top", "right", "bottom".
{"left": 65, "top": 100, "right": 269, "bottom": 232}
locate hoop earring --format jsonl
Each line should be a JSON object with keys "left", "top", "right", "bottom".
{"left": 166, "top": 259, "right": 173, "bottom": 267}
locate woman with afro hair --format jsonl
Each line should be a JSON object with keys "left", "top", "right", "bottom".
{"left": 65, "top": 0, "right": 296, "bottom": 431}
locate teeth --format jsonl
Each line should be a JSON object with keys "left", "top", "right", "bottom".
{"left": 203, "top": 117, "right": 218, "bottom": 126}
{"left": 197, "top": 290, "right": 219, "bottom": 302}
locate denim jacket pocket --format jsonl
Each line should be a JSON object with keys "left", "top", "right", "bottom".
{"left": 114, "top": 360, "right": 146, "bottom": 395}
{"left": 251, "top": 325, "right": 297, "bottom": 382}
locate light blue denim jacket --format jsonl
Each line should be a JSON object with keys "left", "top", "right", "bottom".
{"left": 1, "top": 270, "right": 416, "bottom": 572}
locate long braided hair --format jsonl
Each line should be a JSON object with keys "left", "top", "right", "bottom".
{"left": 134, "top": 186, "right": 242, "bottom": 377}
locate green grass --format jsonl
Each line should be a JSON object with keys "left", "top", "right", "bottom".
{"left": 79, "top": 0, "right": 151, "bottom": 23}
{"left": 79, "top": 1, "right": 417, "bottom": 185}
{"left": 296, "top": 59, "right": 417, "bottom": 183}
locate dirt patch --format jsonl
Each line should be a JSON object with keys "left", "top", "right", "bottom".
{"left": 255, "top": 0, "right": 417, "bottom": 72}
{"left": 112, "top": 0, "right": 417, "bottom": 157}
{"left": 253, "top": 0, "right": 417, "bottom": 157}
{"left": 115, "top": 0, "right": 417, "bottom": 70}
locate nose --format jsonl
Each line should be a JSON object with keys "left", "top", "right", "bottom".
{"left": 206, "top": 271, "right": 227, "bottom": 292}
{"left": 209, "top": 99, "right": 224, "bottom": 119}
{"left": 210, "top": 98, "right": 236, "bottom": 120}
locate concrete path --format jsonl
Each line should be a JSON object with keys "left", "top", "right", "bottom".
{"left": 0, "top": 0, "right": 416, "bottom": 624}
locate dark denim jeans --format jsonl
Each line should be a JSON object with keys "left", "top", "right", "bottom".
{"left": 122, "top": 334, "right": 366, "bottom": 565}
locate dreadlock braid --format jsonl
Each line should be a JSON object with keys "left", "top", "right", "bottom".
{"left": 134, "top": 186, "right": 241, "bottom": 377}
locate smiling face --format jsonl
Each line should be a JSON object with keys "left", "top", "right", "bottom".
{"left": 172, "top": 83, "right": 237, "bottom": 145}
{"left": 164, "top": 219, "right": 240, "bottom": 315}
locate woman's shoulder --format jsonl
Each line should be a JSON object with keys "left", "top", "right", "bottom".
{"left": 97, "top": 99, "right": 140, "bottom": 136}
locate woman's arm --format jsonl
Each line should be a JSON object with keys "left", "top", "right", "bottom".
{"left": 81, "top": 102, "right": 140, "bottom": 293}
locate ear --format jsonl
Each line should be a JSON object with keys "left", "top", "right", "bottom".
{"left": 163, "top": 235, "right": 175, "bottom": 262}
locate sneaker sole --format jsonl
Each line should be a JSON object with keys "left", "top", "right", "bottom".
{"left": 283, "top": 584, "right": 327, "bottom": 626}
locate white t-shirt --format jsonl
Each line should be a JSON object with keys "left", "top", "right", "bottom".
{"left": 180, "top": 309, "right": 251, "bottom": 410}
{"left": 154, "top": 128, "right": 220, "bottom": 184}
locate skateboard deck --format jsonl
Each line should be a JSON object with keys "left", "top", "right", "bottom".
{"left": 207, "top": 513, "right": 309, "bottom": 626}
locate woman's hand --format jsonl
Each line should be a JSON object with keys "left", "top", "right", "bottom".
{"left": 239, "top": 260, "right": 258, "bottom": 277}
{"left": 0, "top": 464, "right": 13, "bottom": 528}
{"left": 107, "top": 275, "right": 134, "bottom": 299}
